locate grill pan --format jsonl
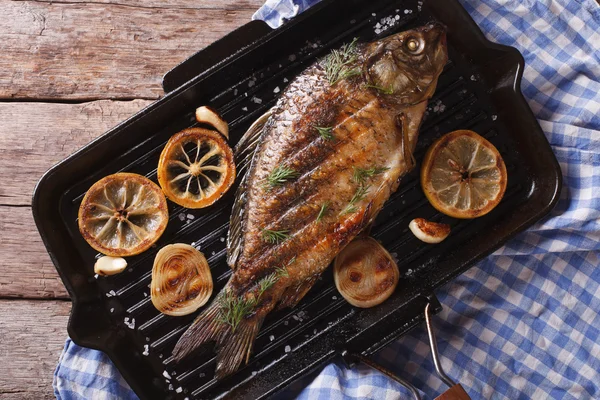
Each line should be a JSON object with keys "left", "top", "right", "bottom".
{"left": 32, "top": 0, "right": 561, "bottom": 398}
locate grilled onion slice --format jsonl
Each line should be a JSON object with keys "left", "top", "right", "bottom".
{"left": 334, "top": 237, "right": 399, "bottom": 308}
{"left": 151, "top": 243, "right": 213, "bottom": 316}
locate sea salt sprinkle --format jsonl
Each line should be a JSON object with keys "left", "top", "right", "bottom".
{"left": 269, "top": 335, "right": 275, "bottom": 341}
{"left": 106, "top": 290, "right": 116, "bottom": 298}
{"left": 163, "top": 370, "right": 171, "bottom": 380}
{"left": 251, "top": 96, "right": 263, "bottom": 104}
{"left": 124, "top": 317, "right": 135, "bottom": 329}
{"left": 176, "top": 387, "right": 183, "bottom": 393}
{"left": 142, "top": 345, "right": 149, "bottom": 356}
{"left": 284, "top": 345, "right": 291, "bottom": 353}
{"left": 374, "top": 14, "right": 401, "bottom": 35}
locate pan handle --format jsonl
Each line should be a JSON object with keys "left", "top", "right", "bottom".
{"left": 345, "top": 296, "right": 472, "bottom": 400}
{"left": 425, "top": 302, "right": 472, "bottom": 400}
{"left": 162, "top": 20, "right": 273, "bottom": 93}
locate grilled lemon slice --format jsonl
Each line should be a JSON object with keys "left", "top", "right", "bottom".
{"left": 157, "top": 128, "right": 235, "bottom": 209}
{"left": 421, "top": 130, "right": 507, "bottom": 219}
{"left": 78, "top": 173, "right": 169, "bottom": 256}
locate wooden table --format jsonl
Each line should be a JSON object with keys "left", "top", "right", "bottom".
{"left": 0, "top": 1, "right": 263, "bottom": 397}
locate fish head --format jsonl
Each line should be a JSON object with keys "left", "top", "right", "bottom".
{"left": 365, "top": 23, "right": 448, "bottom": 104}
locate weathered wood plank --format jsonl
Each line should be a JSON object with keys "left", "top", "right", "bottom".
{"left": 0, "top": 1, "right": 262, "bottom": 100}
{"left": 0, "top": 100, "right": 152, "bottom": 206}
{"left": 0, "top": 299, "right": 71, "bottom": 399}
{"left": 0, "top": 205, "right": 68, "bottom": 298}
{"left": 0, "top": 100, "right": 153, "bottom": 298}
{"left": 12, "top": 0, "right": 265, "bottom": 10}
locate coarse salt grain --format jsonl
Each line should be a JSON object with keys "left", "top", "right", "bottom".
{"left": 142, "top": 345, "right": 149, "bottom": 356}
{"left": 220, "top": 237, "right": 225, "bottom": 242}
{"left": 288, "top": 54, "right": 297, "bottom": 62}
{"left": 106, "top": 290, "right": 116, "bottom": 297}
{"left": 110, "top": 308, "right": 114, "bottom": 313}
{"left": 178, "top": 213, "right": 186, "bottom": 221}
{"left": 242, "top": 107, "right": 248, "bottom": 111}
{"left": 187, "top": 213, "right": 195, "bottom": 220}
{"left": 492, "top": 115, "right": 498, "bottom": 121}
{"left": 284, "top": 345, "right": 291, "bottom": 353}
{"left": 251, "top": 96, "right": 263, "bottom": 104}
{"left": 176, "top": 387, "right": 183, "bottom": 393}
{"left": 94, "top": 274, "right": 99, "bottom": 279}
{"left": 163, "top": 371, "right": 171, "bottom": 379}
{"left": 273, "top": 86, "right": 280, "bottom": 94}
{"left": 124, "top": 317, "right": 135, "bottom": 329}
{"left": 269, "top": 335, "right": 275, "bottom": 341}
{"left": 283, "top": 77, "right": 289, "bottom": 83}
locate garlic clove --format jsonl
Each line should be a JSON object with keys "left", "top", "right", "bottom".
{"left": 94, "top": 256, "right": 128, "bottom": 276}
{"left": 409, "top": 218, "right": 451, "bottom": 244}
{"left": 195, "top": 106, "right": 229, "bottom": 139}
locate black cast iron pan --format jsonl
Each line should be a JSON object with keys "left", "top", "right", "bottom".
{"left": 32, "top": 0, "right": 561, "bottom": 398}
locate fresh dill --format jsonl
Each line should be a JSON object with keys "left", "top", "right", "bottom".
{"left": 275, "top": 257, "right": 295, "bottom": 278}
{"left": 264, "top": 166, "right": 299, "bottom": 188}
{"left": 333, "top": 68, "right": 361, "bottom": 85}
{"left": 340, "top": 185, "right": 370, "bottom": 215}
{"left": 322, "top": 38, "right": 362, "bottom": 85}
{"left": 363, "top": 83, "right": 394, "bottom": 95}
{"left": 261, "top": 228, "right": 290, "bottom": 244}
{"left": 218, "top": 257, "right": 298, "bottom": 330}
{"left": 258, "top": 273, "right": 279, "bottom": 296}
{"left": 314, "top": 126, "right": 335, "bottom": 140}
{"left": 316, "top": 202, "right": 331, "bottom": 222}
{"left": 352, "top": 166, "right": 389, "bottom": 184}
{"left": 218, "top": 290, "right": 258, "bottom": 332}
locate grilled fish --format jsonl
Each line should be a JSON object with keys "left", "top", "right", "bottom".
{"left": 173, "top": 23, "right": 448, "bottom": 378}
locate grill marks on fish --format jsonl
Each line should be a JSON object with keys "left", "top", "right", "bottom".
{"left": 173, "top": 24, "right": 448, "bottom": 379}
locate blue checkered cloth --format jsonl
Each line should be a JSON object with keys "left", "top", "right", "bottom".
{"left": 54, "top": 0, "right": 600, "bottom": 399}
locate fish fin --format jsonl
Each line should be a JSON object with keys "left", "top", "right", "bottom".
{"left": 172, "top": 292, "right": 265, "bottom": 379}
{"left": 234, "top": 107, "right": 274, "bottom": 176}
{"left": 277, "top": 274, "right": 320, "bottom": 310}
{"left": 227, "top": 108, "right": 274, "bottom": 268}
{"left": 396, "top": 113, "right": 416, "bottom": 171}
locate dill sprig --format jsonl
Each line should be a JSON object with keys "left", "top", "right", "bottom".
{"left": 364, "top": 83, "right": 394, "bottom": 95}
{"left": 275, "top": 257, "right": 295, "bottom": 278}
{"left": 262, "top": 228, "right": 290, "bottom": 244}
{"left": 340, "top": 185, "right": 370, "bottom": 215}
{"left": 322, "top": 38, "right": 362, "bottom": 85}
{"left": 316, "top": 202, "right": 331, "bottom": 222}
{"left": 218, "top": 290, "right": 258, "bottom": 332}
{"left": 352, "top": 166, "right": 389, "bottom": 184}
{"left": 264, "top": 165, "right": 300, "bottom": 188}
{"left": 314, "top": 125, "right": 335, "bottom": 140}
{"left": 218, "top": 257, "right": 297, "bottom": 330}
{"left": 258, "top": 273, "right": 279, "bottom": 296}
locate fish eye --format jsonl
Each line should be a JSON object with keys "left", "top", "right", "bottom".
{"left": 405, "top": 36, "right": 424, "bottom": 54}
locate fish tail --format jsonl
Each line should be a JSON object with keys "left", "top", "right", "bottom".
{"left": 172, "top": 289, "right": 264, "bottom": 379}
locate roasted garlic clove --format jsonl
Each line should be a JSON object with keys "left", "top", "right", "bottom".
{"left": 409, "top": 218, "right": 451, "bottom": 244}
{"left": 94, "top": 256, "right": 128, "bottom": 276}
{"left": 195, "top": 106, "right": 229, "bottom": 139}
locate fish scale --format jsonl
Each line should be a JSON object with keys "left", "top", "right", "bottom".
{"left": 172, "top": 23, "right": 448, "bottom": 379}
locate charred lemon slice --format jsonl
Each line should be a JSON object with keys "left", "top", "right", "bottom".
{"left": 421, "top": 130, "right": 507, "bottom": 219}
{"left": 157, "top": 128, "right": 235, "bottom": 209}
{"left": 78, "top": 173, "right": 169, "bottom": 256}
